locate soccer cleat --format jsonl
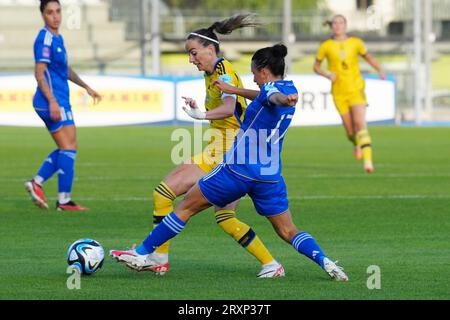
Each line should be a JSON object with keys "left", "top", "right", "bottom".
{"left": 353, "top": 146, "right": 363, "bottom": 160}
{"left": 138, "top": 253, "right": 169, "bottom": 275}
{"left": 56, "top": 201, "right": 88, "bottom": 211}
{"left": 364, "top": 160, "right": 374, "bottom": 173}
{"left": 256, "top": 261, "right": 285, "bottom": 278}
{"left": 24, "top": 180, "right": 48, "bottom": 209}
{"left": 110, "top": 246, "right": 162, "bottom": 273}
{"left": 323, "top": 258, "right": 349, "bottom": 281}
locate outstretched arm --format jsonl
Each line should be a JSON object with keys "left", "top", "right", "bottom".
{"left": 211, "top": 79, "right": 260, "bottom": 101}
{"left": 182, "top": 96, "right": 236, "bottom": 120}
{"left": 68, "top": 67, "right": 102, "bottom": 104}
{"left": 269, "top": 93, "right": 299, "bottom": 107}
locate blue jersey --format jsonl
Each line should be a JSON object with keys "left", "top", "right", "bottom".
{"left": 33, "top": 28, "right": 70, "bottom": 109}
{"left": 224, "top": 80, "right": 297, "bottom": 182}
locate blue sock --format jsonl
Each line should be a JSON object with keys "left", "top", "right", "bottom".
{"left": 57, "top": 150, "right": 77, "bottom": 193}
{"left": 136, "top": 212, "right": 186, "bottom": 255}
{"left": 36, "top": 149, "right": 59, "bottom": 183}
{"left": 292, "top": 232, "right": 326, "bottom": 268}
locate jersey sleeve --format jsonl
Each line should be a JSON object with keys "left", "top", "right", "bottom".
{"left": 34, "top": 33, "right": 52, "bottom": 64}
{"left": 261, "top": 83, "right": 281, "bottom": 106}
{"left": 218, "top": 74, "right": 237, "bottom": 101}
{"left": 316, "top": 41, "right": 327, "bottom": 61}
{"left": 357, "top": 38, "right": 368, "bottom": 56}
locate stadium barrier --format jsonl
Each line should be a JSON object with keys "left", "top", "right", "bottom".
{"left": 0, "top": 74, "right": 395, "bottom": 127}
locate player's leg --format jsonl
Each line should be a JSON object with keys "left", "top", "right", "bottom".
{"left": 266, "top": 210, "right": 348, "bottom": 281}
{"left": 350, "top": 104, "right": 374, "bottom": 172}
{"left": 214, "top": 200, "right": 277, "bottom": 271}
{"left": 51, "top": 124, "right": 87, "bottom": 211}
{"left": 25, "top": 109, "right": 64, "bottom": 209}
{"left": 151, "top": 161, "right": 206, "bottom": 273}
{"left": 111, "top": 164, "right": 249, "bottom": 273}
{"left": 111, "top": 183, "right": 211, "bottom": 271}
{"left": 334, "top": 96, "right": 361, "bottom": 160}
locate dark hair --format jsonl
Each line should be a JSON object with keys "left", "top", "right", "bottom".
{"left": 187, "top": 13, "right": 259, "bottom": 54}
{"left": 40, "top": 0, "right": 60, "bottom": 13}
{"left": 251, "top": 44, "right": 288, "bottom": 77}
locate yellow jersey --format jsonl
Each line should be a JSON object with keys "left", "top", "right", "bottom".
{"left": 204, "top": 58, "right": 247, "bottom": 131}
{"left": 316, "top": 36, "right": 368, "bottom": 96}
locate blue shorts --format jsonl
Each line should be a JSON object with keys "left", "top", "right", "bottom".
{"left": 35, "top": 107, "right": 75, "bottom": 133}
{"left": 198, "top": 164, "right": 289, "bottom": 216}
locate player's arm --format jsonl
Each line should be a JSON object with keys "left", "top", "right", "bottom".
{"left": 68, "top": 67, "right": 102, "bottom": 104}
{"left": 182, "top": 96, "right": 236, "bottom": 120}
{"left": 34, "top": 62, "right": 61, "bottom": 121}
{"left": 362, "top": 53, "right": 386, "bottom": 80}
{"left": 269, "top": 92, "right": 299, "bottom": 107}
{"left": 211, "top": 79, "right": 259, "bottom": 101}
{"left": 313, "top": 58, "right": 336, "bottom": 82}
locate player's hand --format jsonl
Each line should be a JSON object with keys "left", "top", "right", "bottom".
{"left": 379, "top": 70, "right": 386, "bottom": 80}
{"left": 327, "top": 73, "right": 337, "bottom": 83}
{"left": 49, "top": 100, "right": 62, "bottom": 122}
{"left": 211, "top": 79, "right": 236, "bottom": 94}
{"left": 182, "top": 97, "right": 206, "bottom": 120}
{"left": 284, "top": 94, "right": 299, "bottom": 106}
{"left": 86, "top": 87, "right": 102, "bottom": 105}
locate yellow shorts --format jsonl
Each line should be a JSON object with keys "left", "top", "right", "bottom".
{"left": 192, "top": 130, "right": 237, "bottom": 173}
{"left": 333, "top": 90, "right": 368, "bottom": 116}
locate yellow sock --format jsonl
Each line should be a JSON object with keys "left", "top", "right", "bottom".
{"left": 153, "top": 182, "right": 176, "bottom": 255}
{"left": 215, "top": 210, "right": 274, "bottom": 265}
{"left": 356, "top": 130, "right": 373, "bottom": 162}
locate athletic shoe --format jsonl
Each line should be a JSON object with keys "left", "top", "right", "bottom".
{"left": 56, "top": 201, "right": 88, "bottom": 211}
{"left": 139, "top": 252, "right": 169, "bottom": 275}
{"left": 323, "top": 258, "right": 349, "bottom": 281}
{"left": 24, "top": 180, "right": 48, "bottom": 209}
{"left": 364, "top": 160, "right": 374, "bottom": 173}
{"left": 354, "top": 146, "right": 363, "bottom": 160}
{"left": 256, "top": 261, "right": 285, "bottom": 278}
{"left": 110, "top": 245, "right": 161, "bottom": 272}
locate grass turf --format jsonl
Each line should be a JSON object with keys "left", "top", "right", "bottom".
{"left": 0, "top": 125, "right": 449, "bottom": 300}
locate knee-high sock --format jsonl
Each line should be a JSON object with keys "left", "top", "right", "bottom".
{"left": 215, "top": 210, "right": 275, "bottom": 265}
{"left": 35, "top": 149, "right": 59, "bottom": 185}
{"left": 153, "top": 182, "right": 176, "bottom": 255}
{"left": 291, "top": 231, "right": 327, "bottom": 268}
{"left": 136, "top": 212, "right": 186, "bottom": 255}
{"left": 57, "top": 150, "right": 77, "bottom": 194}
{"left": 356, "top": 130, "right": 373, "bottom": 162}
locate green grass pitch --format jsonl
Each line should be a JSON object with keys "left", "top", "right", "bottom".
{"left": 0, "top": 125, "right": 449, "bottom": 300}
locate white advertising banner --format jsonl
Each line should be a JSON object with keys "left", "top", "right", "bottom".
{"left": 177, "top": 75, "right": 396, "bottom": 126}
{"left": 0, "top": 74, "right": 395, "bottom": 127}
{"left": 0, "top": 75, "right": 174, "bottom": 127}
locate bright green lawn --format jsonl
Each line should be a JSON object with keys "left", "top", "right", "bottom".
{"left": 0, "top": 126, "right": 449, "bottom": 300}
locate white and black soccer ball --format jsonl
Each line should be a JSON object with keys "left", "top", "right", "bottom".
{"left": 67, "top": 239, "right": 104, "bottom": 275}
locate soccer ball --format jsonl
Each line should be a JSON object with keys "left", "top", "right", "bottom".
{"left": 67, "top": 238, "right": 104, "bottom": 275}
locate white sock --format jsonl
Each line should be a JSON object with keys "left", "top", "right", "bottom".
{"left": 58, "top": 192, "right": 71, "bottom": 204}
{"left": 33, "top": 176, "right": 44, "bottom": 186}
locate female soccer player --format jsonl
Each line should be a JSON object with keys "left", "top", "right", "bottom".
{"left": 313, "top": 14, "right": 385, "bottom": 173}
{"left": 25, "top": 0, "right": 101, "bottom": 211}
{"left": 129, "top": 14, "right": 281, "bottom": 278}
{"left": 111, "top": 44, "right": 349, "bottom": 281}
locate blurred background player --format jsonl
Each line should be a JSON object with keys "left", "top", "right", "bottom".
{"left": 25, "top": 0, "right": 101, "bottom": 211}
{"left": 111, "top": 44, "right": 348, "bottom": 281}
{"left": 141, "top": 14, "right": 282, "bottom": 277}
{"left": 313, "top": 14, "right": 385, "bottom": 173}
